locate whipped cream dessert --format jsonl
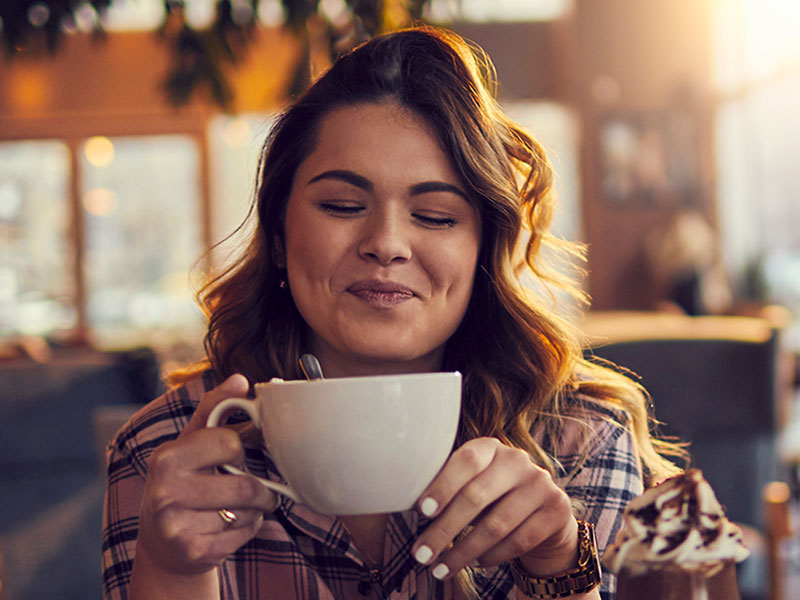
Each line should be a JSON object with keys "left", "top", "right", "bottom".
{"left": 603, "top": 469, "right": 750, "bottom": 576}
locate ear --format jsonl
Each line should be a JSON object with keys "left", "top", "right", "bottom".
{"left": 273, "top": 235, "right": 286, "bottom": 269}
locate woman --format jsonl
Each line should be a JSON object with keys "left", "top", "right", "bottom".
{"left": 102, "top": 26, "right": 681, "bottom": 600}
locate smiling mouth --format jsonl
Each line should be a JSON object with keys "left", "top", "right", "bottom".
{"left": 347, "top": 280, "right": 415, "bottom": 306}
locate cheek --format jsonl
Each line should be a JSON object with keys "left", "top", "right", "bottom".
{"left": 287, "top": 235, "right": 319, "bottom": 270}
{"left": 285, "top": 209, "right": 327, "bottom": 278}
{"left": 447, "top": 221, "right": 482, "bottom": 291}
{"left": 432, "top": 244, "right": 480, "bottom": 300}
{"left": 285, "top": 223, "right": 351, "bottom": 298}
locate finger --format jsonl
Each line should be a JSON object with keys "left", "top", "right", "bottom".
{"left": 476, "top": 508, "right": 575, "bottom": 569}
{"left": 158, "top": 506, "right": 265, "bottom": 540}
{"left": 445, "top": 482, "right": 575, "bottom": 578}
{"left": 412, "top": 445, "right": 541, "bottom": 577}
{"left": 438, "top": 486, "right": 537, "bottom": 572}
{"left": 153, "top": 427, "right": 247, "bottom": 474}
{"left": 164, "top": 513, "right": 266, "bottom": 569}
{"left": 444, "top": 481, "right": 562, "bottom": 573}
{"left": 209, "top": 510, "right": 265, "bottom": 541}
{"left": 148, "top": 439, "right": 277, "bottom": 512}
{"left": 206, "top": 507, "right": 268, "bottom": 534}
{"left": 412, "top": 441, "right": 515, "bottom": 568}
{"left": 182, "top": 373, "right": 250, "bottom": 436}
{"left": 166, "top": 472, "right": 279, "bottom": 512}
{"left": 194, "top": 518, "right": 266, "bottom": 562}
{"left": 416, "top": 438, "right": 500, "bottom": 521}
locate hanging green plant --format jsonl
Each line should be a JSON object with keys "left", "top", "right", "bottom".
{"left": 1, "top": 1, "right": 111, "bottom": 53}
{"left": 0, "top": 0, "right": 432, "bottom": 109}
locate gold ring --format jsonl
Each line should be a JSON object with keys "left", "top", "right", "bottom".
{"left": 218, "top": 508, "right": 238, "bottom": 527}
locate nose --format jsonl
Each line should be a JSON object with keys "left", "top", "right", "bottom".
{"left": 357, "top": 209, "right": 412, "bottom": 266}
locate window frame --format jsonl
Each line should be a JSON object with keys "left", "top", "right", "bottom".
{"left": 0, "top": 109, "right": 215, "bottom": 344}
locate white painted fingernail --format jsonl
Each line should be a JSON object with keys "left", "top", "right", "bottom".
{"left": 432, "top": 563, "right": 450, "bottom": 580}
{"left": 420, "top": 497, "right": 438, "bottom": 517}
{"left": 414, "top": 545, "right": 433, "bottom": 564}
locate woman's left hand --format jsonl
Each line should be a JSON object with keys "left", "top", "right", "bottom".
{"left": 411, "top": 437, "right": 579, "bottom": 581}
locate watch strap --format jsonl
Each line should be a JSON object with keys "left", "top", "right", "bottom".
{"left": 509, "top": 520, "right": 602, "bottom": 598}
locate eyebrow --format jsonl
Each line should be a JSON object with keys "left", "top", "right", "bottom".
{"left": 307, "top": 169, "right": 468, "bottom": 201}
{"left": 408, "top": 181, "right": 468, "bottom": 201}
{"left": 308, "top": 170, "right": 373, "bottom": 191}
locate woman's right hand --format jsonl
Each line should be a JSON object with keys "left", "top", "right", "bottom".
{"left": 134, "top": 374, "right": 278, "bottom": 577}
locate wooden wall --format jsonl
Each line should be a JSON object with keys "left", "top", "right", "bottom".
{"left": 572, "top": 0, "right": 716, "bottom": 309}
{"left": 0, "top": 27, "right": 298, "bottom": 139}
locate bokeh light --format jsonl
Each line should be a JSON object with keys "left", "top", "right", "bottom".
{"left": 84, "top": 136, "right": 115, "bottom": 168}
{"left": 257, "top": 0, "right": 284, "bottom": 26}
{"left": 222, "top": 117, "right": 252, "bottom": 149}
{"left": 82, "top": 188, "right": 118, "bottom": 216}
{"left": 74, "top": 3, "right": 98, "bottom": 32}
{"left": 27, "top": 3, "right": 50, "bottom": 28}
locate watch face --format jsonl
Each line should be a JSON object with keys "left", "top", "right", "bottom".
{"left": 582, "top": 521, "right": 602, "bottom": 573}
{"left": 580, "top": 521, "right": 602, "bottom": 583}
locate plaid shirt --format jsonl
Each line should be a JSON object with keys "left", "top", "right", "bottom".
{"left": 102, "top": 370, "right": 642, "bottom": 600}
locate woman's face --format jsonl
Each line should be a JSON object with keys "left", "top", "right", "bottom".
{"left": 283, "top": 102, "right": 481, "bottom": 376}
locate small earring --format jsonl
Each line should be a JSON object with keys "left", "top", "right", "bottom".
{"left": 279, "top": 278, "right": 287, "bottom": 289}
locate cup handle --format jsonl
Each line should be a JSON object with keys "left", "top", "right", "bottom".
{"left": 206, "top": 398, "right": 302, "bottom": 504}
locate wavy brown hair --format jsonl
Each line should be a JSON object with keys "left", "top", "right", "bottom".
{"left": 174, "top": 26, "right": 682, "bottom": 485}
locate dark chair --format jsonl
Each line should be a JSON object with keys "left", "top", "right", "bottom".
{"left": 0, "top": 346, "right": 161, "bottom": 600}
{"left": 583, "top": 313, "right": 784, "bottom": 528}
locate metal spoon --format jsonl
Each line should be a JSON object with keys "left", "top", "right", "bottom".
{"left": 299, "top": 353, "right": 324, "bottom": 381}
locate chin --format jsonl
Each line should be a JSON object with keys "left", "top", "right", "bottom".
{"left": 348, "top": 343, "right": 442, "bottom": 372}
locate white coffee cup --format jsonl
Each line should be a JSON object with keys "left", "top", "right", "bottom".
{"left": 206, "top": 371, "right": 461, "bottom": 515}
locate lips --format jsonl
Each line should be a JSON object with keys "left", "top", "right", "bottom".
{"left": 346, "top": 279, "right": 415, "bottom": 306}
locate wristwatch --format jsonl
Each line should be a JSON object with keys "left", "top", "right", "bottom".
{"left": 509, "top": 520, "right": 602, "bottom": 598}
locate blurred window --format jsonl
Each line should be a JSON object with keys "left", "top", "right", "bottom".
{"left": 427, "top": 0, "right": 572, "bottom": 22}
{"left": 102, "top": 0, "right": 221, "bottom": 30}
{"left": 102, "top": 0, "right": 165, "bottom": 30}
{"left": 207, "top": 113, "right": 276, "bottom": 262}
{"left": 102, "top": 0, "right": 573, "bottom": 31}
{"left": 80, "top": 135, "right": 205, "bottom": 348}
{"left": 0, "top": 141, "right": 76, "bottom": 337}
{"left": 713, "top": 0, "right": 800, "bottom": 348}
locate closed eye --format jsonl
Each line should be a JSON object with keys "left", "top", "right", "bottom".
{"left": 413, "top": 213, "right": 457, "bottom": 228}
{"left": 319, "top": 202, "right": 364, "bottom": 216}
